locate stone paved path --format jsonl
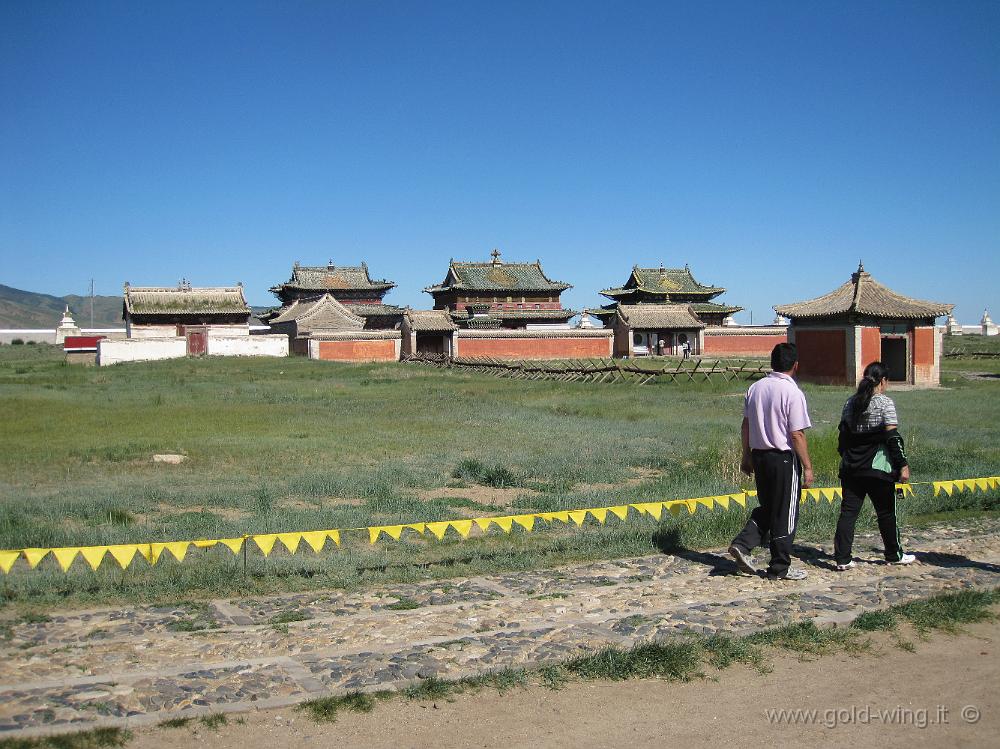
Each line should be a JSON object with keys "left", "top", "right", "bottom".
{"left": 2, "top": 518, "right": 999, "bottom": 738}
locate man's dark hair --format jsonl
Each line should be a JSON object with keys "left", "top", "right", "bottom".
{"left": 771, "top": 342, "right": 798, "bottom": 372}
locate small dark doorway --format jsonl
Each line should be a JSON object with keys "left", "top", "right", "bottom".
{"left": 416, "top": 333, "right": 446, "bottom": 355}
{"left": 881, "top": 337, "right": 907, "bottom": 382}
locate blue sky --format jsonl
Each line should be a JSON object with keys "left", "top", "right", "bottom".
{"left": 1, "top": 1, "right": 997, "bottom": 322}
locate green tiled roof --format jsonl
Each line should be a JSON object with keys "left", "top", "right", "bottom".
{"left": 425, "top": 252, "right": 572, "bottom": 294}
{"left": 601, "top": 265, "right": 724, "bottom": 300}
{"left": 690, "top": 301, "right": 744, "bottom": 315}
{"left": 346, "top": 304, "right": 405, "bottom": 317}
{"left": 270, "top": 262, "right": 395, "bottom": 295}
{"left": 124, "top": 285, "right": 251, "bottom": 316}
{"left": 449, "top": 308, "right": 578, "bottom": 322}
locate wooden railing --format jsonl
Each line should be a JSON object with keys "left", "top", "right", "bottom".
{"left": 401, "top": 354, "right": 770, "bottom": 384}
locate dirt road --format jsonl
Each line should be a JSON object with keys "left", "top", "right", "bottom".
{"left": 136, "top": 617, "right": 998, "bottom": 749}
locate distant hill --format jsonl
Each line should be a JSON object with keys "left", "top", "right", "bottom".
{"left": 0, "top": 284, "right": 123, "bottom": 329}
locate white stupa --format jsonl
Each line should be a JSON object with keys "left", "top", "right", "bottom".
{"left": 982, "top": 309, "right": 998, "bottom": 337}
{"left": 55, "top": 306, "right": 81, "bottom": 344}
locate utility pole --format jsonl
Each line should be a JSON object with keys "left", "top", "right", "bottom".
{"left": 90, "top": 279, "right": 94, "bottom": 329}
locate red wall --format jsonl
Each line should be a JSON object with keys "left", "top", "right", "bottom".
{"left": 317, "top": 340, "right": 397, "bottom": 362}
{"left": 795, "top": 328, "right": 848, "bottom": 384}
{"left": 912, "top": 326, "right": 936, "bottom": 385}
{"left": 458, "top": 336, "right": 612, "bottom": 360}
{"left": 860, "top": 327, "right": 881, "bottom": 371}
{"left": 703, "top": 334, "right": 786, "bottom": 357}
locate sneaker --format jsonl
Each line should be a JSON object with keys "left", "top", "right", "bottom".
{"left": 835, "top": 560, "right": 856, "bottom": 571}
{"left": 890, "top": 553, "right": 916, "bottom": 565}
{"left": 728, "top": 545, "right": 757, "bottom": 575}
{"left": 767, "top": 568, "right": 808, "bottom": 581}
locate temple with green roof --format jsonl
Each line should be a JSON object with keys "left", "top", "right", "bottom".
{"left": 592, "top": 264, "right": 742, "bottom": 327}
{"left": 263, "top": 261, "right": 404, "bottom": 330}
{"left": 423, "top": 249, "right": 577, "bottom": 329}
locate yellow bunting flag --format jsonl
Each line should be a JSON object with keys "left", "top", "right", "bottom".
{"left": 253, "top": 534, "right": 279, "bottom": 556}
{"left": 631, "top": 502, "right": 663, "bottom": 520}
{"left": 729, "top": 493, "right": 747, "bottom": 508}
{"left": 819, "top": 488, "right": 835, "bottom": 503}
{"left": 328, "top": 530, "right": 341, "bottom": 546}
{"left": 107, "top": 544, "right": 141, "bottom": 569}
{"left": 51, "top": 548, "right": 79, "bottom": 572}
{"left": 589, "top": 508, "right": 609, "bottom": 524}
{"left": 975, "top": 479, "right": 990, "bottom": 492}
{"left": 684, "top": 500, "right": 698, "bottom": 514}
{"left": 79, "top": 546, "right": 108, "bottom": 570}
{"left": 450, "top": 520, "right": 474, "bottom": 538}
{"left": 476, "top": 516, "right": 514, "bottom": 533}
{"left": 302, "top": 531, "right": 329, "bottom": 553}
{"left": 0, "top": 550, "right": 19, "bottom": 574}
{"left": 933, "top": 481, "right": 953, "bottom": 497}
{"left": 369, "top": 527, "right": 393, "bottom": 544}
{"left": 540, "top": 511, "right": 571, "bottom": 524}
{"left": 426, "top": 521, "right": 451, "bottom": 540}
{"left": 568, "top": 510, "right": 589, "bottom": 526}
{"left": 608, "top": 505, "right": 630, "bottom": 521}
{"left": 667, "top": 501, "right": 683, "bottom": 517}
{"left": 218, "top": 537, "right": 245, "bottom": 554}
{"left": 151, "top": 542, "right": 190, "bottom": 564}
{"left": 22, "top": 548, "right": 50, "bottom": 569}
{"left": 405, "top": 523, "right": 425, "bottom": 536}
{"left": 695, "top": 497, "right": 715, "bottom": 511}
{"left": 715, "top": 495, "right": 731, "bottom": 511}
{"left": 512, "top": 514, "right": 536, "bottom": 532}
{"left": 278, "top": 533, "right": 302, "bottom": 554}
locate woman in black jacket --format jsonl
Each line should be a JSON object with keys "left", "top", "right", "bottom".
{"left": 834, "top": 361, "right": 915, "bottom": 570}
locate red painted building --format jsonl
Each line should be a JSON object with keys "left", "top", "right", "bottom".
{"left": 774, "top": 264, "right": 952, "bottom": 387}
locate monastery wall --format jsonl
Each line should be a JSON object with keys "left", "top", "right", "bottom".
{"left": 455, "top": 329, "right": 613, "bottom": 360}
{"left": 98, "top": 337, "right": 187, "bottom": 366}
{"left": 309, "top": 332, "right": 402, "bottom": 362}
{"left": 702, "top": 327, "right": 787, "bottom": 357}
{"left": 207, "top": 334, "right": 288, "bottom": 358}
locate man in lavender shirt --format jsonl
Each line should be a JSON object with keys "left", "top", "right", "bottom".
{"left": 729, "top": 343, "right": 814, "bottom": 580}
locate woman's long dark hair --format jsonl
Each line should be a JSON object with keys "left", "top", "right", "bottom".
{"left": 849, "top": 361, "right": 891, "bottom": 427}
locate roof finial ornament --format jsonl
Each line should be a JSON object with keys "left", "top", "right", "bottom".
{"left": 178, "top": 278, "right": 191, "bottom": 291}
{"left": 858, "top": 260, "right": 865, "bottom": 273}
{"left": 491, "top": 248, "right": 502, "bottom": 265}
{"left": 327, "top": 259, "right": 335, "bottom": 269}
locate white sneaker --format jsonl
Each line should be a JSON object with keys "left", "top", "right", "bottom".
{"left": 891, "top": 553, "right": 916, "bottom": 565}
{"left": 767, "top": 568, "right": 808, "bottom": 581}
{"left": 835, "top": 560, "right": 856, "bottom": 571}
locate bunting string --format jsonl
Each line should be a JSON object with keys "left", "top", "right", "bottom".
{"left": 1, "top": 476, "right": 997, "bottom": 574}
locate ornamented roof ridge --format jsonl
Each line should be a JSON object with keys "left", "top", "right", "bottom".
{"left": 774, "top": 265, "right": 953, "bottom": 320}
{"left": 270, "top": 261, "right": 396, "bottom": 295}
{"left": 424, "top": 251, "right": 572, "bottom": 293}
{"left": 123, "top": 284, "right": 250, "bottom": 316}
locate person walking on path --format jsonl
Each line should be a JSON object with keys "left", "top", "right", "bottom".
{"left": 833, "top": 361, "right": 915, "bottom": 570}
{"left": 729, "top": 343, "right": 814, "bottom": 580}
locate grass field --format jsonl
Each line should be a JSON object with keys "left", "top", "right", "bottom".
{"left": 1, "top": 339, "right": 998, "bottom": 610}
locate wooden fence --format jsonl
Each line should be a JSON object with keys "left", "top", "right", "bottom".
{"left": 401, "top": 354, "right": 770, "bottom": 384}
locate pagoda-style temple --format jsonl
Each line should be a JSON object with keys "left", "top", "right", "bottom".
{"left": 593, "top": 264, "right": 743, "bottom": 327}
{"left": 774, "top": 263, "right": 953, "bottom": 387}
{"left": 423, "top": 249, "right": 576, "bottom": 329}
{"left": 264, "top": 261, "right": 404, "bottom": 330}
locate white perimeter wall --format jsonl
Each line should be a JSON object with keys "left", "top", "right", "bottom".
{"left": 98, "top": 338, "right": 187, "bottom": 366}
{"left": 207, "top": 334, "right": 288, "bottom": 357}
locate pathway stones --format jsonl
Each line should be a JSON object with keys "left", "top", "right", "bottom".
{"left": 1, "top": 518, "right": 999, "bottom": 737}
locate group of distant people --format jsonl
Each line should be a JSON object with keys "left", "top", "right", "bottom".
{"left": 727, "top": 343, "right": 915, "bottom": 580}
